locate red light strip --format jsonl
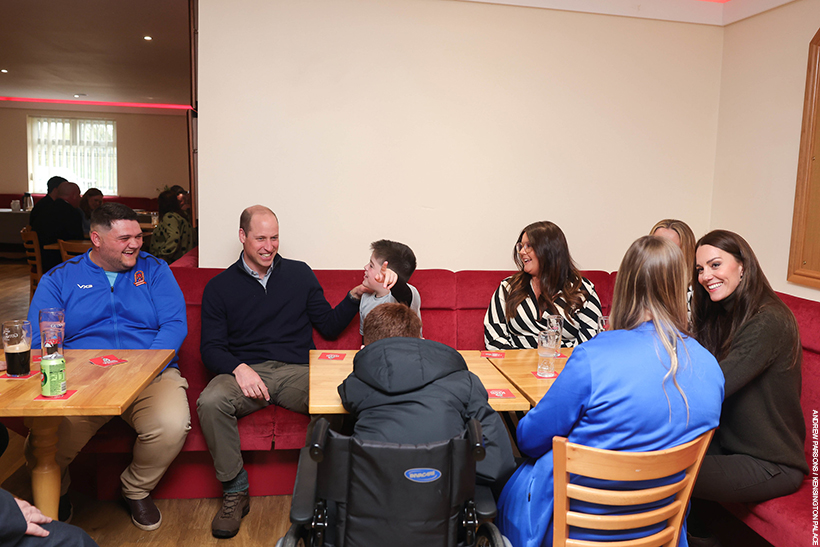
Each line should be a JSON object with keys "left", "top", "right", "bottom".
{"left": 0, "top": 96, "right": 193, "bottom": 110}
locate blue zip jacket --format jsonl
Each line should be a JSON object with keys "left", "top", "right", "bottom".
{"left": 27, "top": 250, "right": 187, "bottom": 371}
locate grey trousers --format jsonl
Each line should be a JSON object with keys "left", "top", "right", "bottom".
{"left": 196, "top": 361, "right": 308, "bottom": 482}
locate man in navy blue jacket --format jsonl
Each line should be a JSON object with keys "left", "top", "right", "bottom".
{"left": 197, "top": 205, "right": 363, "bottom": 538}
{"left": 27, "top": 203, "right": 189, "bottom": 532}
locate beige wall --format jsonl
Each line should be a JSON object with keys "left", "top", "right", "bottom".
{"left": 710, "top": 0, "right": 820, "bottom": 300}
{"left": 198, "top": 0, "right": 723, "bottom": 274}
{"left": 0, "top": 107, "right": 189, "bottom": 198}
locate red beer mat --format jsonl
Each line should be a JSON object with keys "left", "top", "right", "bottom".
{"left": 318, "top": 353, "right": 346, "bottom": 360}
{"left": 481, "top": 351, "right": 505, "bottom": 358}
{"left": 0, "top": 370, "right": 39, "bottom": 380}
{"left": 32, "top": 356, "right": 42, "bottom": 363}
{"left": 531, "top": 371, "right": 558, "bottom": 379}
{"left": 34, "top": 390, "right": 77, "bottom": 401}
{"left": 90, "top": 355, "right": 128, "bottom": 367}
{"left": 487, "top": 388, "right": 515, "bottom": 398}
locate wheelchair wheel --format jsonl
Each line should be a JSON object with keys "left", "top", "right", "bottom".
{"left": 278, "top": 523, "right": 309, "bottom": 547}
{"left": 475, "top": 522, "right": 506, "bottom": 547}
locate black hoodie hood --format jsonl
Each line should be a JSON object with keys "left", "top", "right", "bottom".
{"left": 350, "top": 337, "right": 467, "bottom": 396}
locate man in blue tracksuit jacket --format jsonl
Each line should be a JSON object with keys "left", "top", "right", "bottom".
{"left": 26, "top": 203, "right": 189, "bottom": 532}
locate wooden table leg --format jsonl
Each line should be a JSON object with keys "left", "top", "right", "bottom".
{"left": 24, "top": 416, "right": 63, "bottom": 519}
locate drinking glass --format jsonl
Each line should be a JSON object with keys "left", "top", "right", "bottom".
{"left": 537, "top": 329, "right": 561, "bottom": 378}
{"left": 3, "top": 320, "right": 32, "bottom": 376}
{"left": 597, "top": 316, "right": 610, "bottom": 334}
{"left": 537, "top": 315, "right": 563, "bottom": 378}
{"left": 39, "top": 308, "right": 65, "bottom": 359}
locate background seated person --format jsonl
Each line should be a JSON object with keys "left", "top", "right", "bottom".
{"left": 32, "top": 181, "right": 84, "bottom": 272}
{"left": 79, "top": 188, "right": 103, "bottom": 236}
{"left": 496, "top": 236, "right": 724, "bottom": 547}
{"left": 650, "top": 218, "right": 697, "bottom": 312}
{"left": 149, "top": 189, "right": 195, "bottom": 264}
{"left": 28, "top": 175, "right": 67, "bottom": 227}
{"left": 339, "top": 303, "right": 515, "bottom": 496}
{"left": 484, "top": 220, "right": 603, "bottom": 350}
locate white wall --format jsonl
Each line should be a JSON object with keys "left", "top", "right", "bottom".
{"left": 198, "top": 0, "right": 723, "bottom": 274}
{"left": 711, "top": 0, "right": 820, "bottom": 300}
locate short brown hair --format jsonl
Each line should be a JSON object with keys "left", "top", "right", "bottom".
{"left": 362, "top": 303, "right": 422, "bottom": 345}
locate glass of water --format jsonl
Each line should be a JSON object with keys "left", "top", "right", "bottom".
{"left": 537, "top": 315, "right": 563, "bottom": 378}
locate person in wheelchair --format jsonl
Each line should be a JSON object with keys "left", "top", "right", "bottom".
{"left": 338, "top": 302, "right": 516, "bottom": 496}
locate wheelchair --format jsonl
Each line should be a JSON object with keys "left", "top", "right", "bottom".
{"left": 277, "top": 418, "right": 506, "bottom": 547}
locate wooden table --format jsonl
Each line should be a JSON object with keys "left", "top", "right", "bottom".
{"left": 309, "top": 349, "right": 529, "bottom": 414}
{"left": 486, "top": 348, "right": 574, "bottom": 406}
{"left": 42, "top": 240, "right": 91, "bottom": 251}
{"left": 0, "top": 348, "right": 174, "bottom": 518}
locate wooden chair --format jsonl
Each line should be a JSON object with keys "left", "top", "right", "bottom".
{"left": 57, "top": 239, "right": 90, "bottom": 262}
{"left": 20, "top": 226, "right": 42, "bottom": 302}
{"left": 552, "top": 429, "right": 714, "bottom": 547}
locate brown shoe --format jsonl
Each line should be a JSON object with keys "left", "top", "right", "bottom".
{"left": 123, "top": 494, "right": 162, "bottom": 531}
{"left": 212, "top": 490, "right": 250, "bottom": 538}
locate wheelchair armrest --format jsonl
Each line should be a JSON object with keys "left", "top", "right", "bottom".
{"left": 467, "top": 419, "right": 486, "bottom": 461}
{"left": 309, "top": 417, "right": 331, "bottom": 462}
{"left": 474, "top": 485, "right": 497, "bottom": 520}
{"left": 290, "top": 447, "right": 319, "bottom": 525}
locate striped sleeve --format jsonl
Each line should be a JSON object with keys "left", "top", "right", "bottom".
{"left": 484, "top": 280, "right": 514, "bottom": 350}
{"left": 561, "top": 278, "right": 603, "bottom": 346}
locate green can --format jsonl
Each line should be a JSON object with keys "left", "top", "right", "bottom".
{"left": 40, "top": 357, "right": 67, "bottom": 397}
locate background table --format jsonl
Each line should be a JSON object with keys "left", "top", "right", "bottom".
{"left": 42, "top": 240, "right": 92, "bottom": 252}
{"left": 487, "top": 348, "right": 574, "bottom": 406}
{"left": 0, "top": 348, "right": 174, "bottom": 518}
{"left": 309, "top": 349, "right": 529, "bottom": 414}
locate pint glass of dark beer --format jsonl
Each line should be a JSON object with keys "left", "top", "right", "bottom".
{"left": 2, "top": 320, "right": 32, "bottom": 377}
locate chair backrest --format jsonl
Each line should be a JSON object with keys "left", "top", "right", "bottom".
{"left": 20, "top": 226, "right": 42, "bottom": 301}
{"left": 57, "top": 239, "right": 89, "bottom": 262}
{"left": 315, "top": 429, "right": 478, "bottom": 546}
{"left": 552, "top": 429, "right": 714, "bottom": 547}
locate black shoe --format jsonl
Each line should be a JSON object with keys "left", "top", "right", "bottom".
{"left": 123, "top": 494, "right": 162, "bottom": 531}
{"left": 58, "top": 493, "right": 73, "bottom": 523}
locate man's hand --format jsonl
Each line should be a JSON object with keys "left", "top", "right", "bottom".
{"left": 233, "top": 363, "right": 270, "bottom": 401}
{"left": 15, "top": 498, "right": 51, "bottom": 537}
{"left": 0, "top": 360, "right": 6, "bottom": 372}
{"left": 349, "top": 284, "right": 369, "bottom": 300}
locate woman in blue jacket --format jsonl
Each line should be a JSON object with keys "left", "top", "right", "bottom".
{"left": 496, "top": 235, "right": 725, "bottom": 547}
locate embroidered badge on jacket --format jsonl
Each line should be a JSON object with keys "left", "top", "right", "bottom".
{"left": 134, "top": 271, "right": 146, "bottom": 286}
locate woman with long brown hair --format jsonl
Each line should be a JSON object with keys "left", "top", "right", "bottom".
{"left": 484, "top": 221, "right": 602, "bottom": 349}
{"left": 496, "top": 236, "right": 723, "bottom": 547}
{"left": 691, "top": 230, "right": 806, "bottom": 503}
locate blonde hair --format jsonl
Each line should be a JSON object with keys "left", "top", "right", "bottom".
{"left": 650, "top": 219, "right": 696, "bottom": 275}
{"left": 611, "top": 236, "right": 690, "bottom": 421}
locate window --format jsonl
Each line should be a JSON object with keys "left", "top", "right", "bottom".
{"left": 27, "top": 116, "right": 117, "bottom": 195}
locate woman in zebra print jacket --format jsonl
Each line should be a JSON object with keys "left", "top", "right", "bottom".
{"left": 484, "top": 221, "right": 603, "bottom": 350}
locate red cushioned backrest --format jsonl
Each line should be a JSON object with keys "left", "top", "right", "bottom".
{"left": 172, "top": 267, "right": 223, "bottom": 396}
{"left": 777, "top": 292, "right": 820, "bottom": 463}
{"left": 582, "top": 270, "right": 617, "bottom": 317}
{"left": 312, "top": 269, "right": 458, "bottom": 349}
